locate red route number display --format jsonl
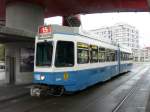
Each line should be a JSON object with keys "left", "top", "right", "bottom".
{"left": 39, "top": 26, "right": 52, "bottom": 34}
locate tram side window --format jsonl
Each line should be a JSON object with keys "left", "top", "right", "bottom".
{"left": 110, "top": 50, "right": 116, "bottom": 61}
{"left": 121, "top": 52, "right": 127, "bottom": 61}
{"left": 123, "top": 52, "right": 126, "bottom": 61}
{"left": 126, "top": 53, "right": 129, "bottom": 60}
{"left": 125, "top": 53, "right": 128, "bottom": 61}
{"left": 129, "top": 54, "right": 133, "bottom": 60}
{"left": 105, "top": 49, "right": 109, "bottom": 62}
{"left": 90, "top": 45, "right": 98, "bottom": 63}
{"left": 125, "top": 53, "right": 129, "bottom": 61}
{"left": 121, "top": 52, "right": 123, "bottom": 61}
{"left": 105, "top": 49, "right": 111, "bottom": 61}
{"left": 128, "top": 53, "right": 131, "bottom": 60}
{"left": 105, "top": 49, "right": 116, "bottom": 62}
{"left": 128, "top": 53, "right": 132, "bottom": 61}
{"left": 124, "top": 53, "right": 126, "bottom": 61}
{"left": 55, "top": 41, "right": 74, "bottom": 67}
{"left": 77, "top": 42, "right": 89, "bottom": 64}
{"left": 99, "top": 47, "right": 105, "bottom": 62}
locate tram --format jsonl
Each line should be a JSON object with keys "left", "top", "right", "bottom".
{"left": 30, "top": 25, "right": 133, "bottom": 96}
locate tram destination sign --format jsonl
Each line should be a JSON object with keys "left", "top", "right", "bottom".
{"left": 38, "top": 26, "right": 53, "bottom": 39}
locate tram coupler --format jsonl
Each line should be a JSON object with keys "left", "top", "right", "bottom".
{"left": 30, "top": 87, "right": 42, "bottom": 97}
{"left": 30, "top": 85, "right": 65, "bottom": 96}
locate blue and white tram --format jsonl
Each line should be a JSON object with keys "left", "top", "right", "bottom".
{"left": 31, "top": 25, "right": 133, "bottom": 96}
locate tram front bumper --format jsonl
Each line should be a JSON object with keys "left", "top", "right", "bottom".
{"left": 33, "top": 72, "right": 76, "bottom": 86}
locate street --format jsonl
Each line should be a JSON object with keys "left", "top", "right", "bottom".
{"left": 0, "top": 63, "right": 150, "bottom": 112}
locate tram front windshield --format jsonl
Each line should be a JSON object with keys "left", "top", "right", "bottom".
{"left": 36, "top": 42, "right": 53, "bottom": 66}
{"left": 55, "top": 41, "right": 74, "bottom": 67}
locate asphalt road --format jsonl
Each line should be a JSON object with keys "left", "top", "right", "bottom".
{"left": 0, "top": 63, "right": 150, "bottom": 112}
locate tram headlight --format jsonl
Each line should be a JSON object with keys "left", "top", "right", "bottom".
{"left": 40, "top": 75, "right": 45, "bottom": 80}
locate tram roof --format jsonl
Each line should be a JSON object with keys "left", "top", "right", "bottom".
{"left": 39, "top": 25, "right": 115, "bottom": 45}
{"left": 119, "top": 45, "right": 132, "bottom": 53}
{"left": 38, "top": 25, "right": 133, "bottom": 52}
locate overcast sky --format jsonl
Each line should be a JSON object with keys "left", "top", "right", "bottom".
{"left": 45, "top": 12, "right": 150, "bottom": 48}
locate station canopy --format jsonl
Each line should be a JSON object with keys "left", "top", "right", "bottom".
{"left": 0, "top": 0, "right": 149, "bottom": 20}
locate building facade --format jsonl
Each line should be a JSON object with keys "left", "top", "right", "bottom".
{"left": 138, "top": 47, "right": 150, "bottom": 62}
{"left": 89, "top": 27, "right": 115, "bottom": 44}
{"left": 90, "top": 23, "right": 140, "bottom": 61}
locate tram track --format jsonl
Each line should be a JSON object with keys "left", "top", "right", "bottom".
{"left": 79, "top": 65, "right": 145, "bottom": 107}
{"left": 112, "top": 67, "right": 150, "bottom": 112}
{"left": 76, "top": 65, "right": 147, "bottom": 112}
{"left": 112, "top": 82, "right": 138, "bottom": 112}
